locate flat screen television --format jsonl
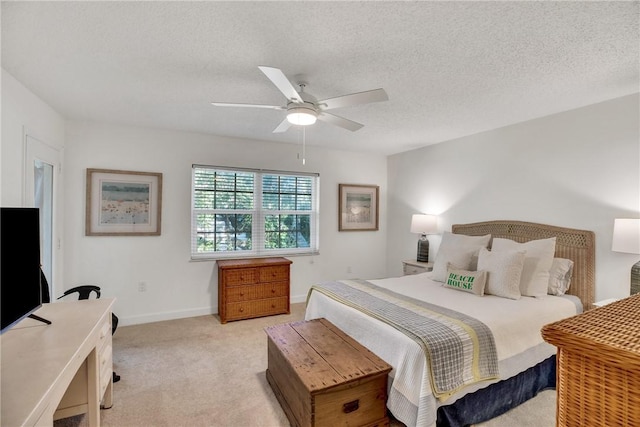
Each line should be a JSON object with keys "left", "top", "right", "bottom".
{"left": 1, "top": 207, "right": 45, "bottom": 333}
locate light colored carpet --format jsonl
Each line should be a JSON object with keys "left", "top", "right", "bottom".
{"left": 54, "top": 302, "right": 555, "bottom": 427}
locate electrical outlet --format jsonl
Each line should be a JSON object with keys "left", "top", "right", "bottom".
{"left": 138, "top": 281, "right": 147, "bottom": 292}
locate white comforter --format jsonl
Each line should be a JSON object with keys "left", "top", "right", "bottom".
{"left": 304, "top": 272, "right": 580, "bottom": 427}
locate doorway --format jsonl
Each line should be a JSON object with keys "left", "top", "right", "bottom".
{"left": 25, "top": 134, "right": 61, "bottom": 299}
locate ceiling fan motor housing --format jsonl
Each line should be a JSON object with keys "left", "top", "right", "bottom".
{"left": 286, "top": 94, "right": 318, "bottom": 125}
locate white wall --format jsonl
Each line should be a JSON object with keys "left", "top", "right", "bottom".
{"left": 387, "top": 94, "right": 640, "bottom": 302}
{"left": 63, "top": 121, "right": 388, "bottom": 325}
{"left": 5, "top": 65, "right": 638, "bottom": 323}
{"left": 1, "top": 68, "right": 66, "bottom": 293}
{"left": 1, "top": 69, "right": 66, "bottom": 203}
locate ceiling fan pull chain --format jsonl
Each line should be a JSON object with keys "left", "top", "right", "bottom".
{"left": 302, "top": 127, "right": 306, "bottom": 165}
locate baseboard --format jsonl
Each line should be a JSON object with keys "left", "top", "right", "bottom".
{"left": 291, "top": 294, "right": 307, "bottom": 304}
{"left": 120, "top": 295, "right": 308, "bottom": 326}
{"left": 120, "top": 307, "right": 214, "bottom": 326}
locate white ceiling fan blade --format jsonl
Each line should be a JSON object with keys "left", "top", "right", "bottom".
{"left": 273, "top": 118, "right": 292, "bottom": 133}
{"left": 317, "top": 112, "right": 364, "bottom": 132}
{"left": 318, "top": 88, "right": 388, "bottom": 110}
{"left": 211, "top": 102, "right": 285, "bottom": 110}
{"left": 258, "top": 66, "right": 303, "bottom": 103}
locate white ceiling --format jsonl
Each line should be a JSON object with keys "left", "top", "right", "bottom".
{"left": 2, "top": 1, "right": 638, "bottom": 155}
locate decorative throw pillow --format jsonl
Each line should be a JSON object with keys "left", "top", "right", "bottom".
{"left": 548, "top": 258, "right": 574, "bottom": 295}
{"left": 491, "top": 237, "right": 556, "bottom": 297}
{"left": 477, "top": 247, "right": 526, "bottom": 300}
{"left": 444, "top": 264, "right": 487, "bottom": 296}
{"left": 432, "top": 232, "right": 492, "bottom": 282}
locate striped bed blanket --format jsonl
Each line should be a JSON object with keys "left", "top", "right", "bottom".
{"left": 308, "top": 279, "right": 499, "bottom": 399}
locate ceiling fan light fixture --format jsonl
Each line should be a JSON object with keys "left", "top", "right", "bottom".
{"left": 287, "top": 106, "right": 317, "bottom": 126}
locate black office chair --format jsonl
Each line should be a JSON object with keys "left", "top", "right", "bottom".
{"left": 57, "top": 285, "right": 121, "bottom": 383}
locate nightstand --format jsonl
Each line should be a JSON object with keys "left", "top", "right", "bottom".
{"left": 402, "top": 260, "right": 434, "bottom": 275}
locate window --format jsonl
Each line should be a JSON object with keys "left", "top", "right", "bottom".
{"left": 191, "top": 165, "right": 319, "bottom": 259}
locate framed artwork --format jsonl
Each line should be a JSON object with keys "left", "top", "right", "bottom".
{"left": 86, "top": 168, "right": 163, "bottom": 236}
{"left": 338, "top": 184, "right": 379, "bottom": 231}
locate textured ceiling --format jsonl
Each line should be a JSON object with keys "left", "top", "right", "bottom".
{"left": 2, "top": 1, "right": 638, "bottom": 155}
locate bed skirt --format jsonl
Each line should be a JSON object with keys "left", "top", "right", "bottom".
{"left": 435, "top": 355, "right": 556, "bottom": 427}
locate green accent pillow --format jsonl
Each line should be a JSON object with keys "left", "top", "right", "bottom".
{"left": 444, "top": 264, "right": 487, "bottom": 296}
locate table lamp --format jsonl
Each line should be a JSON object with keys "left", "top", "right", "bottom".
{"left": 410, "top": 214, "right": 438, "bottom": 262}
{"left": 612, "top": 218, "right": 640, "bottom": 295}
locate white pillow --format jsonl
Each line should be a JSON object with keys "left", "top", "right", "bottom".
{"left": 477, "top": 247, "right": 526, "bottom": 300}
{"left": 491, "top": 237, "right": 556, "bottom": 297}
{"left": 432, "top": 232, "right": 491, "bottom": 282}
{"left": 444, "top": 264, "right": 487, "bottom": 296}
{"left": 548, "top": 258, "right": 574, "bottom": 295}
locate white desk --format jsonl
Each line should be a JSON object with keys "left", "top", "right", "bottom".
{"left": 1, "top": 298, "right": 115, "bottom": 427}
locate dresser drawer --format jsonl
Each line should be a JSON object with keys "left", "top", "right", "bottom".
{"left": 259, "top": 265, "right": 290, "bottom": 282}
{"left": 226, "top": 282, "right": 289, "bottom": 302}
{"left": 223, "top": 268, "right": 258, "bottom": 286}
{"left": 403, "top": 265, "right": 424, "bottom": 275}
{"left": 225, "top": 297, "right": 289, "bottom": 321}
{"left": 402, "top": 261, "right": 433, "bottom": 276}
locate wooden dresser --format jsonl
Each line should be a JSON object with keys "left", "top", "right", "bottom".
{"left": 217, "top": 257, "right": 292, "bottom": 323}
{"left": 541, "top": 294, "right": 640, "bottom": 427}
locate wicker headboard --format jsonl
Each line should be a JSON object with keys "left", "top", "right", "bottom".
{"left": 452, "top": 220, "right": 595, "bottom": 310}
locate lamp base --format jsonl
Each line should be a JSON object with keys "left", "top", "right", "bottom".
{"left": 417, "top": 239, "right": 429, "bottom": 263}
{"left": 632, "top": 260, "right": 640, "bottom": 295}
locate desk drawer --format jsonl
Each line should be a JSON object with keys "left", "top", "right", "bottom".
{"left": 99, "top": 345, "right": 113, "bottom": 399}
{"left": 97, "top": 315, "right": 112, "bottom": 350}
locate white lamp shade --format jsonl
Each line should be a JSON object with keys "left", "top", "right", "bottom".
{"left": 612, "top": 218, "right": 640, "bottom": 254}
{"left": 410, "top": 214, "right": 438, "bottom": 234}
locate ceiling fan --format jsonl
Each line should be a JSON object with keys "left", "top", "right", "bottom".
{"left": 211, "top": 66, "right": 388, "bottom": 133}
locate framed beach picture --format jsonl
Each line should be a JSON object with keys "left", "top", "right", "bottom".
{"left": 338, "top": 184, "right": 379, "bottom": 231}
{"left": 86, "top": 169, "right": 163, "bottom": 236}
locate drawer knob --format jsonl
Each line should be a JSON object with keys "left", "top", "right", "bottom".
{"left": 239, "top": 307, "right": 244, "bottom": 312}
{"left": 271, "top": 288, "right": 276, "bottom": 293}
{"left": 271, "top": 304, "right": 275, "bottom": 308}
{"left": 240, "top": 292, "right": 244, "bottom": 297}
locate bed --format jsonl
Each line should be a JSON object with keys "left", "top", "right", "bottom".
{"left": 305, "top": 220, "right": 595, "bottom": 427}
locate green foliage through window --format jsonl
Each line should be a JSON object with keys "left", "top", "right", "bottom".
{"left": 191, "top": 166, "right": 318, "bottom": 258}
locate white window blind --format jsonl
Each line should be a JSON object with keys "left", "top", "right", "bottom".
{"left": 191, "top": 165, "right": 319, "bottom": 259}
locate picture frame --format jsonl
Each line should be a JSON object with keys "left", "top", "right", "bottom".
{"left": 338, "top": 184, "right": 379, "bottom": 231}
{"left": 86, "top": 168, "right": 163, "bottom": 236}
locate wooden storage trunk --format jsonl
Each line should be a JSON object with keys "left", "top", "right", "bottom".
{"left": 542, "top": 294, "right": 640, "bottom": 427}
{"left": 265, "top": 318, "right": 391, "bottom": 427}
